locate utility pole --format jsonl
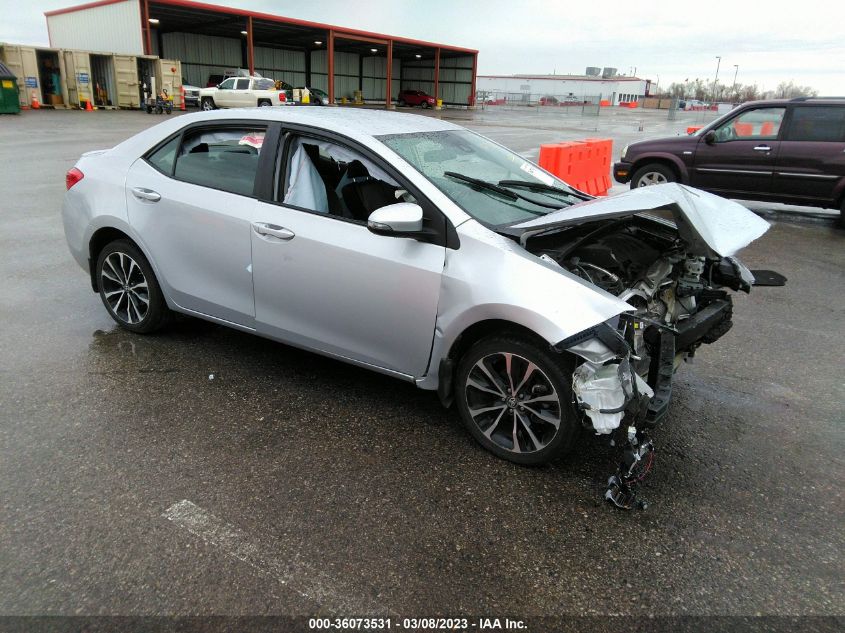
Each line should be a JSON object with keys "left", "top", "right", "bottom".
{"left": 731, "top": 64, "right": 739, "bottom": 100}
{"left": 712, "top": 56, "right": 721, "bottom": 103}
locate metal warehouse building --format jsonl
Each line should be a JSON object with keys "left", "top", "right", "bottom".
{"left": 477, "top": 73, "right": 650, "bottom": 106}
{"left": 45, "top": 0, "right": 478, "bottom": 106}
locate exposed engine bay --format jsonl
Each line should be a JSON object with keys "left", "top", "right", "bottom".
{"left": 516, "top": 204, "right": 783, "bottom": 509}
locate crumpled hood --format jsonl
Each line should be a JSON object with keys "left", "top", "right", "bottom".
{"left": 512, "top": 183, "right": 770, "bottom": 258}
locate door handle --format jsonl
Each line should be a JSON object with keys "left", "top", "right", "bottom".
{"left": 131, "top": 187, "right": 161, "bottom": 202}
{"left": 252, "top": 222, "right": 295, "bottom": 240}
{"left": 752, "top": 145, "right": 771, "bottom": 152}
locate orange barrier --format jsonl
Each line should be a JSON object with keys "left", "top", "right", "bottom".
{"left": 759, "top": 121, "right": 775, "bottom": 136}
{"left": 180, "top": 85, "right": 186, "bottom": 111}
{"left": 538, "top": 137, "right": 613, "bottom": 196}
{"left": 31, "top": 90, "right": 40, "bottom": 109}
{"left": 733, "top": 122, "right": 753, "bottom": 137}
{"left": 599, "top": 99, "right": 611, "bottom": 107}
{"left": 687, "top": 126, "right": 703, "bottom": 134}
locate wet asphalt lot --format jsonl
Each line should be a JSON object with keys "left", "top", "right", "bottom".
{"left": 0, "top": 108, "right": 843, "bottom": 625}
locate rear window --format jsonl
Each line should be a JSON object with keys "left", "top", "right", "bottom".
{"left": 172, "top": 126, "right": 267, "bottom": 197}
{"left": 146, "top": 135, "right": 180, "bottom": 175}
{"left": 784, "top": 106, "right": 845, "bottom": 142}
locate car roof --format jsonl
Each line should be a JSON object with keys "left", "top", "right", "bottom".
{"left": 112, "top": 107, "right": 464, "bottom": 158}
{"left": 181, "top": 106, "right": 461, "bottom": 136}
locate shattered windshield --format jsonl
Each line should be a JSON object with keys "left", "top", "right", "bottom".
{"left": 378, "top": 130, "right": 582, "bottom": 226}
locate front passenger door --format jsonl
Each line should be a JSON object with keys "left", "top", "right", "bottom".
{"left": 215, "top": 78, "right": 237, "bottom": 107}
{"left": 692, "top": 106, "right": 786, "bottom": 196}
{"left": 250, "top": 133, "right": 446, "bottom": 377}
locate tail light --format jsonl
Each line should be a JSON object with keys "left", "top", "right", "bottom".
{"left": 278, "top": 92, "right": 286, "bottom": 102}
{"left": 66, "top": 167, "right": 84, "bottom": 190}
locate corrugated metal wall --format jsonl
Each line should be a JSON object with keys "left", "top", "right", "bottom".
{"left": 402, "top": 55, "right": 473, "bottom": 104}
{"left": 438, "top": 55, "right": 473, "bottom": 105}
{"left": 46, "top": 0, "right": 143, "bottom": 56}
{"left": 362, "top": 56, "right": 400, "bottom": 101}
{"left": 161, "top": 32, "right": 241, "bottom": 87}
{"left": 254, "top": 47, "right": 306, "bottom": 86}
{"left": 401, "top": 58, "right": 434, "bottom": 95}
{"left": 310, "top": 50, "right": 360, "bottom": 99}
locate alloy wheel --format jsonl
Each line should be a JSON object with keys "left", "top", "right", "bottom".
{"left": 100, "top": 252, "right": 150, "bottom": 325}
{"left": 637, "top": 171, "right": 668, "bottom": 186}
{"left": 464, "top": 352, "right": 562, "bottom": 454}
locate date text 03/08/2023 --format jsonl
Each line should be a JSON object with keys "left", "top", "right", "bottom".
{"left": 308, "top": 617, "right": 527, "bottom": 630}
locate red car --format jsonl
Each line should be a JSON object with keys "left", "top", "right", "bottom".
{"left": 398, "top": 89, "right": 436, "bottom": 108}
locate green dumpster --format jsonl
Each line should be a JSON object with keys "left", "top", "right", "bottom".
{"left": 0, "top": 62, "right": 20, "bottom": 114}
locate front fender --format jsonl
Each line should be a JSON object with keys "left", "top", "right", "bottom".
{"left": 632, "top": 152, "right": 691, "bottom": 183}
{"left": 417, "top": 221, "right": 633, "bottom": 390}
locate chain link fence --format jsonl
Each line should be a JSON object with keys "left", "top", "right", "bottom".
{"left": 476, "top": 91, "right": 605, "bottom": 116}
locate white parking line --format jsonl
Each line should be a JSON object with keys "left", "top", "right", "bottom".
{"left": 163, "top": 499, "right": 393, "bottom": 615}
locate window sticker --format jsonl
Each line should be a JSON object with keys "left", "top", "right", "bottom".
{"left": 519, "top": 161, "right": 555, "bottom": 186}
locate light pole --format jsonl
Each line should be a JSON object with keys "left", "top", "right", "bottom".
{"left": 711, "top": 56, "right": 721, "bottom": 103}
{"left": 731, "top": 64, "right": 739, "bottom": 101}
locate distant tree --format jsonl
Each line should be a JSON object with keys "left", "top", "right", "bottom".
{"left": 666, "top": 82, "right": 686, "bottom": 98}
{"left": 739, "top": 83, "right": 761, "bottom": 102}
{"left": 775, "top": 81, "right": 818, "bottom": 98}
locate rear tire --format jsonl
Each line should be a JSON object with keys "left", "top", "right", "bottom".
{"left": 631, "top": 163, "right": 675, "bottom": 188}
{"left": 837, "top": 199, "right": 845, "bottom": 229}
{"left": 257, "top": 99, "right": 271, "bottom": 107}
{"left": 96, "top": 240, "right": 169, "bottom": 334}
{"left": 455, "top": 335, "right": 579, "bottom": 465}
{"left": 201, "top": 97, "right": 216, "bottom": 111}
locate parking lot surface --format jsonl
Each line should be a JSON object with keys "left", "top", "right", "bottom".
{"left": 1, "top": 108, "right": 843, "bottom": 622}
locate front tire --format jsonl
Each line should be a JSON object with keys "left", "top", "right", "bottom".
{"left": 421, "top": 101, "right": 430, "bottom": 109}
{"left": 631, "top": 163, "right": 676, "bottom": 188}
{"left": 201, "top": 97, "right": 216, "bottom": 111}
{"left": 455, "top": 336, "right": 579, "bottom": 465}
{"left": 96, "top": 240, "right": 169, "bottom": 334}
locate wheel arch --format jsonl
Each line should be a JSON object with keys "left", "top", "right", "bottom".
{"left": 434, "top": 318, "right": 563, "bottom": 408}
{"left": 87, "top": 226, "right": 161, "bottom": 295}
{"left": 631, "top": 154, "right": 689, "bottom": 184}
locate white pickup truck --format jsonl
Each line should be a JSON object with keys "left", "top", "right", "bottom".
{"left": 199, "top": 77, "right": 290, "bottom": 110}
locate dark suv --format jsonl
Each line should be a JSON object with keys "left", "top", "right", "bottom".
{"left": 614, "top": 98, "right": 845, "bottom": 224}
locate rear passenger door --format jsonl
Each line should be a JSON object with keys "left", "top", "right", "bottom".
{"left": 773, "top": 104, "right": 845, "bottom": 205}
{"left": 125, "top": 122, "right": 273, "bottom": 327}
{"left": 232, "top": 78, "right": 252, "bottom": 107}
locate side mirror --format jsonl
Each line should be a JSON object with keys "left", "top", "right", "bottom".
{"left": 703, "top": 130, "right": 717, "bottom": 145}
{"left": 367, "top": 202, "right": 424, "bottom": 236}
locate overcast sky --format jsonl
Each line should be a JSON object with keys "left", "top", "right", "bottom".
{"left": 3, "top": 0, "right": 843, "bottom": 94}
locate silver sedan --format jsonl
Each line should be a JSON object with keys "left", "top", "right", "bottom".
{"left": 62, "top": 107, "right": 772, "bottom": 490}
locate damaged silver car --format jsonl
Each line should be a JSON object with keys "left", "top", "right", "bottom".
{"left": 62, "top": 109, "right": 783, "bottom": 507}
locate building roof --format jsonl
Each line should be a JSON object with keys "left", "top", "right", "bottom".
{"left": 45, "top": 0, "right": 478, "bottom": 55}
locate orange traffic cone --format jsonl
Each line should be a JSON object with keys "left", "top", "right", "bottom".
{"left": 31, "top": 91, "right": 40, "bottom": 109}
{"left": 180, "top": 85, "right": 186, "bottom": 111}
{"left": 85, "top": 99, "right": 93, "bottom": 111}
